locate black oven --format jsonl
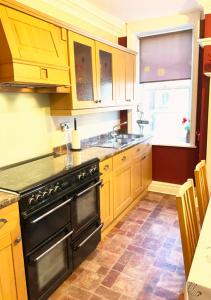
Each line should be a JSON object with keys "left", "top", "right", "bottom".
{"left": 17, "top": 158, "right": 102, "bottom": 300}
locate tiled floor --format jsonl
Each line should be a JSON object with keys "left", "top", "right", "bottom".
{"left": 49, "top": 192, "right": 185, "bottom": 300}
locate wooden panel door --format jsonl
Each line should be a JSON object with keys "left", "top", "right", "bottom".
{"left": 132, "top": 155, "right": 144, "bottom": 200}
{"left": 125, "top": 53, "right": 135, "bottom": 104}
{"left": 100, "top": 172, "right": 113, "bottom": 230}
{"left": 113, "top": 163, "right": 132, "bottom": 218}
{"left": 142, "top": 147, "right": 152, "bottom": 189}
{"left": 96, "top": 42, "right": 115, "bottom": 107}
{"left": 1, "top": 6, "right": 68, "bottom": 67}
{"left": 69, "top": 32, "right": 99, "bottom": 109}
{"left": 114, "top": 49, "right": 125, "bottom": 104}
{"left": 0, "top": 233, "right": 17, "bottom": 300}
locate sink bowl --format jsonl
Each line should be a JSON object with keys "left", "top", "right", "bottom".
{"left": 94, "top": 134, "right": 144, "bottom": 149}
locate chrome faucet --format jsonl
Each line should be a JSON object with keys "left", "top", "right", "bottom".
{"left": 111, "top": 121, "right": 128, "bottom": 139}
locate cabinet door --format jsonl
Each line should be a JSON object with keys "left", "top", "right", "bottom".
{"left": 125, "top": 53, "right": 135, "bottom": 103}
{"left": 113, "top": 163, "right": 132, "bottom": 218}
{"left": 0, "top": 234, "right": 17, "bottom": 300}
{"left": 100, "top": 172, "right": 113, "bottom": 230}
{"left": 114, "top": 49, "right": 126, "bottom": 104}
{"left": 96, "top": 42, "right": 115, "bottom": 107}
{"left": 69, "top": 32, "right": 98, "bottom": 109}
{"left": 142, "top": 147, "right": 152, "bottom": 189}
{"left": 132, "top": 155, "right": 144, "bottom": 200}
{"left": 1, "top": 6, "right": 68, "bottom": 67}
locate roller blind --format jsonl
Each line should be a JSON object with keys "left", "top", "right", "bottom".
{"left": 139, "top": 30, "right": 193, "bottom": 83}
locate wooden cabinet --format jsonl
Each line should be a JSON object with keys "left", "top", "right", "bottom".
{"left": 0, "top": 5, "right": 70, "bottom": 85}
{"left": 142, "top": 144, "right": 152, "bottom": 189}
{"left": 96, "top": 42, "right": 115, "bottom": 107}
{"left": 113, "top": 149, "right": 133, "bottom": 218}
{"left": 131, "top": 144, "right": 145, "bottom": 200}
{"left": 0, "top": 203, "right": 27, "bottom": 300}
{"left": 100, "top": 158, "right": 113, "bottom": 230}
{"left": 114, "top": 50, "right": 136, "bottom": 105}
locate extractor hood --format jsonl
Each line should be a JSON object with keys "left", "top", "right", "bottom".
{"left": 0, "top": 4, "right": 70, "bottom": 88}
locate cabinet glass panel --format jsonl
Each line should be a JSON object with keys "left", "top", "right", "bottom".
{"left": 74, "top": 42, "right": 93, "bottom": 101}
{"left": 99, "top": 50, "right": 113, "bottom": 101}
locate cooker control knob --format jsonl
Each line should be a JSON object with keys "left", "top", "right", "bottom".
{"left": 82, "top": 171, "right": 86, "bottom": 178}
{"left": 42, "top": 191, "right": 48, "bottom": 198}
{"left": 78, "top": 174, "right": 83, "bottom": 181}
{"left": 35, "top": 194, "right": 42, "bottom": 202}
{"left": 89, "top": 168, "right": 95, "bottom": 175}
{"left": 54, "top": 185, "right": 61, "bottom": 192}
{"left": 29, "top": 196, "right": 37, "bottom": 206}
{"left": 48, "top": 188, "right": 54, "bottom": 196}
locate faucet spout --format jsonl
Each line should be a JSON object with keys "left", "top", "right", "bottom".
{"left": 111, "top": 121, "right": 128, "bottom": 139}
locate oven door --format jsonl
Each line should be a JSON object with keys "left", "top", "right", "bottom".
{"left": 21, "top": 195, "right": 73, "bottom": 253}
{"left": 71, "top": 178, "right": 101, "bottom": 237}
{"left": 26, "top": 225, "right": 73, "bottom": 300}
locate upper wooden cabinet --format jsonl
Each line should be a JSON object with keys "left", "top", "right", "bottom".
{"left": 0, "top": 5, "right": 70, "bottom": 85}
{"left": 96, "top": 42, "right": 115, "bottom": 107}
{"left": 114, "top": 49, "right": 136, "bottom": 105}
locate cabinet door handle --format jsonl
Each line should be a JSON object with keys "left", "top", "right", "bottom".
{"left": 136, "top": 148, "right": 140, "bottom": 152}
{"left": 94, "top": 100, "right": 99, "bottom": 103}
{"left": 126, "top": 99, "right": 131, "bottom": 102}
{"left": 14, "top": 236, "right": 22, "bottom": 245}
{"left": 142, "top": 155, "right": 146, "bottom": 160}
{"left": 121, "top": 156, "right": 127, "bottom": 161}
{"left": 98, "top": 99, "right": 102, "bottom": 103}
{"left": 104, "top": 164, "right": 109, "bottom": 171}
{"left": 0, "top": 218, "right": 7, "bottom": 229}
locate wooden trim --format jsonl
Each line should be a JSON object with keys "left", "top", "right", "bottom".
{"left": 0, "top": 0, "right": 136, "bottom": 55}
{"left": 50, "top": 105, "right": 134, "bottom": 116}
{"left": 148, "top": 181, "right": 181, "bottom": 195}
{"left": 0, "top": 85, "right": 71, "bottom": 93}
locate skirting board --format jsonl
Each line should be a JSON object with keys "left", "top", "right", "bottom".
{"left": 148, "top": 181, "right": 181, "bottom": 196}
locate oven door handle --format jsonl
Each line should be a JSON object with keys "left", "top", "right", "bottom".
{"left": 33, "top": 230, "right": 74, "bottom": 262}
{"left": 77, "top": 223, "right": 103, "bottom": 249}
{"left": 76, "top": 180, "right": 102, "bottom": 197}
{"left": 30, "top": 197, "right": 73, "bottom": 224}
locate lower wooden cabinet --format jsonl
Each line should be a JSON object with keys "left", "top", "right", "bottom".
{"left": 100, "top": 141, "right": 152, "bottom": 236}
{"left": 0, "top": 203, "right": 27, "bottom": 300}
{"left": 100, "top": 158, "right": 114, "bottom": 230}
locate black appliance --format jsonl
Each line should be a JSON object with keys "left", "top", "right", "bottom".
{"left": 0, "top": 155, "right": 102, "bottom": 300}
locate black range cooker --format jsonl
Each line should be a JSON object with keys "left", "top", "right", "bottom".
{"left": 0, "top": 154, "right": 103, "bottom": 300}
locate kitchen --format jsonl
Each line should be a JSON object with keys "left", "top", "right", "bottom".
{"left": 0, "top": 0, "right": 210, "bottom": 299}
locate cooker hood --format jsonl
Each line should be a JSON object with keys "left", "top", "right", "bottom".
{"left": 0, "top": 4, "right": 70, "bottom": 89}
{"left": 199, "top": 38, "right": 211, "bottom": 77}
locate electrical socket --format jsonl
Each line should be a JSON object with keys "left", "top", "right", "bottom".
{"left": 60, "top": 122, "right": 71, "bottom": 131}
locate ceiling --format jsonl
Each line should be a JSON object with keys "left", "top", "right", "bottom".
{"left": 85, "top": 0, "right": 203, "bottom": 22}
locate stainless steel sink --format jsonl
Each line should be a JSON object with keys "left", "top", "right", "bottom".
{"left": 94, "top": 134, "right": 144, "bottom": 149}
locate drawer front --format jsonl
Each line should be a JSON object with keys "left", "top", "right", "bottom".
{"left": 131, "top": 144, "right": 145, "bottom": 158}
{"left": 100, "top": 158, "right": 113, "bottom": 175}
{"left": 113, "top": 148, "right": 132, "bottom": 169}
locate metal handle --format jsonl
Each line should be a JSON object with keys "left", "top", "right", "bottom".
{"left": 30, "top": 197, "right": 73, "bottom": 224}
{"left": 136, "top": 148, "right": 140, "bottom": 152}
{"left": 126, "top": 99, "right": 131, "bottom": 102}
{"left": 121, "top": 156, "right": 127, "bottom": 161}
{"left": 101, "top": 180, "right": 104, "bottom": 188}
{"left": 94, "top": 100, "right": 99, "bottom": 103}
{"left": 98, "top": 99, "right": 102, "bottom": 103}
{"left": 142, "top": 155, "right": 147, "bottom": 160}
{"left": 34, "top": 230, "right": 74, "bottom": 262}
{"left": 14, "top": 236, "right": 22, "bottom": 245}
{"left": 0, "top": 218, "right": 7, "bottom": 229}
{"left": 77, "top": 224, "right": 103, "bottom": 248}
{"left": 104, "top": 164, "right": 109, "bottom": 171}
{"left": 76, "top": 180, "right": 102, "bottom": 197}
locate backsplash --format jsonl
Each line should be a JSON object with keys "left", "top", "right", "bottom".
{"left": 0, "top": 93, "right": 119, "bottom": 168}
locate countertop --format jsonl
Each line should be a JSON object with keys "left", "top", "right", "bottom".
{"left": 0, "top": 190, "right": 19, "bottom": 210}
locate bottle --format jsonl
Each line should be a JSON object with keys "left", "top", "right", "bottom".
{"left": 71, "top": 118, "right": 81, "bottom": 151}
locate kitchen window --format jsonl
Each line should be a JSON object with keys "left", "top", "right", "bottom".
{"left": 139, "top": 29, "right": 196, "bottom": 147}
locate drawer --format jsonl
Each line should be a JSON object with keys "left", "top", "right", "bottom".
{"left": 100, "top": 158, "right": 113, "bottom": 175}
{"left": 113, "top": 148, "right": 132, "bottom": 169}
{"left": 131, "top": 143, "right": 145, "bottom": 158}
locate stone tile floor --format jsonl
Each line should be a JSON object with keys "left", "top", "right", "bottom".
{"left": 49, "top": 192, "right": 185, "bottom": 300}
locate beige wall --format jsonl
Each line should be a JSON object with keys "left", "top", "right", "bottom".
{"left": 0, "top": 93, "right": 119, "bottom": 168}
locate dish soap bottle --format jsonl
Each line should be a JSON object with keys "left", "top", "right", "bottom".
{"left": 71, "top": 118, "right": 81, "bottom": 151}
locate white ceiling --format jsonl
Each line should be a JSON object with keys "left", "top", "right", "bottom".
{"left": 85, "top": 0, "right": 203, "bottom": 22}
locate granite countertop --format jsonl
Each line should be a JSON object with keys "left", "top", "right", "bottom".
{"left": 0, "top": 190, "right": 19, "bottom": 209}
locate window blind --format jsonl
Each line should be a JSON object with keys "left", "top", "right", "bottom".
{"left": 139, "top": 30, "right": 192, "bottom": 83}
